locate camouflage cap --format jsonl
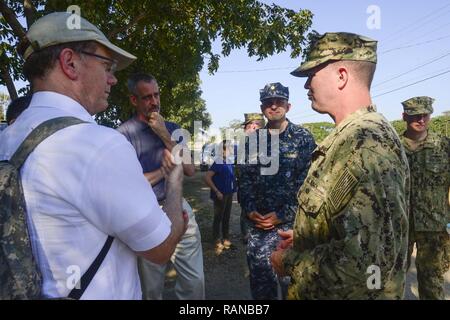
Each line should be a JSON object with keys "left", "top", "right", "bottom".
{"left": 259, "top": 82, "right": 289, "bottom": 101}
{"left": 402, "top": 96, "right": 434, "bottom": 115}
{"left": 19, "top": 12, "right": 136, "bottom": 71}
{"left": 243, "top": 113, "right": 265, "bottom": 126}
{"left": 291, "top": 32, "right": 378, "bottom": 77}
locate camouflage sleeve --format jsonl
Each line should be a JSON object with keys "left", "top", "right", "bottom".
{"left": 276, "top": 133, "right": 316, "bottom": 224}
{"left": 282, "top": 146, "right": 409, "bottom": 299}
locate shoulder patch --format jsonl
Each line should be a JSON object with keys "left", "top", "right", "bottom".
{"left": 329, "top": 167, "right": 359, "bottom": 212}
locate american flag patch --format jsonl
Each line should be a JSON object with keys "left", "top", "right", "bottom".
{"left": 329, "top": 168, "right": 358, "bottom": 212}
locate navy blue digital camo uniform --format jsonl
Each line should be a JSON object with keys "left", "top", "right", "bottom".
{"left": 239, "top": 119, "right": 316, "bottom": 300}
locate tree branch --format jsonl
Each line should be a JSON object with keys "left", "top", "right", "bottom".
{"left": 0, "top": 52, "right": 18, "bottom": 100}
{"left": 0, "top": 0, "right": 27, "bottom": 40}
{"left": 107, "top": 12, "right": 147, "bottom": 39}
{"left": 23, "top": 0, "right": 37, "bottom": 28}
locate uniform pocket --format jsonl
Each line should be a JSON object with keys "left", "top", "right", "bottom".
{"left": 425, "top": 152, "right": 446, "bottom": 173}
{"left": 297, "top": 183, "right": 325, "bottom": 219}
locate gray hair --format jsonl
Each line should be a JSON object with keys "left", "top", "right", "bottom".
{"left": 127, "top": 73, "right": 157, "bottom": 95}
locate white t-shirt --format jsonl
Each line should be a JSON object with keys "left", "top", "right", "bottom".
{"left": 0, "top": 91, "right": 171, "bottom": 299}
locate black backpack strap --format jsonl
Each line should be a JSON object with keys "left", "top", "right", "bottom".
{"left": 9, "top": 117, "right": 86, "bottom": 169}
{"left": 68, "top": 236, "right": 114, "bottom": 299}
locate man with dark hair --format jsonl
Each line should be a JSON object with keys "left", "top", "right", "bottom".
{"left": 401, "top": 96, "right": 449, "bottom": 300}
{"left": 6, "top": 96, "right": 32, "bottom": 125}
{"left": 0, "top": 12, "right": 186, "bottom": 299}
{"left": 239, "top": 82, "right": 316, "bottom": 300}
{"left": 118, "top": 73, "right": 205, "bottom": 300}
{"left": 271, "top": 32, "right": 410, "bottom": 299}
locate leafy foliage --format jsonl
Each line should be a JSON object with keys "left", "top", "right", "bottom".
{"left": 0, "top": 0, "right": 313, "bottom": 130}
{"left": 302, "top": 114, "right": 450, "bottom": 143}
{"left": 391, "top": 115, "right": 450, "bottom": 138}
{"left": 302, "top": 121, "right": 335, "bottom": 143}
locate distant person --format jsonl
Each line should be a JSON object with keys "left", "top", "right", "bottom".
{"left": 401, "top": 96, "right": 450, "bottom": 300}
{"left": 271, "top": 32, "right": 410, "bottom": 299}
{"left": 0, "top": 12, "right": 186, "bottom": 299}
{"left": 236, "top": 113, "right": 265, "bottom": 244}
{"left": 239, "top": 82, "right": 315, "bottom": 300}
{"left": 204, "top": 140, "right": 237, "bottom": 255}
{"left": 6, "top": 95, "right": 32, "bottom": 125}
{"left": 118, "top": 73, "right": 205, "bottom": 300}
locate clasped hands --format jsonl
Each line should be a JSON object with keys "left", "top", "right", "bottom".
{"left": 247, "top": 211, "right": 282, "bottom": 230}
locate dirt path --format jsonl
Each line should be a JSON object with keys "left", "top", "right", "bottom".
{"left": 163, "top": 170, "right": 449, "bottom": 300}
{"left": 163, "top": 170, "right": 251, "bottom": 300}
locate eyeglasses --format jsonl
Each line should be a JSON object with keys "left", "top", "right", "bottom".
{"left": 80, "top": 51, "right": 118, "bottom": 75}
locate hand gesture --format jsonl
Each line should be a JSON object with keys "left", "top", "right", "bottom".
{"left": 148, "top": 111, "right": 167, "bottom": 137}
{"left": 248, "top": 211, "right": 281, "bottom": 230}
{"left": 277, "top": 229, "right": 293, "bottom": 250}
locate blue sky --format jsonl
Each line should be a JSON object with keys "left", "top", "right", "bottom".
{"left": 200, "top": 0, "right": 450, "bottom": 128}
{"left": 2, "top": 1, "right": 450, "bottom": 129}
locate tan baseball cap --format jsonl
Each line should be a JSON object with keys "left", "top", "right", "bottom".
{"left": 21, "top": 12, "right": 136, "bottom": 71}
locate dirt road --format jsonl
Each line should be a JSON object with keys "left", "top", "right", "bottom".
{"left": 163, "top": 170, "right": 449, "bottom": 300}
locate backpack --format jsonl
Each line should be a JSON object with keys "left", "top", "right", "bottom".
{"left": 0, "top": 117, "right": 86, "bottom": 299}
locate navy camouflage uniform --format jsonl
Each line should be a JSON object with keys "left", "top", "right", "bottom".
{"left": 240, "top": 119, "right": 316, "bottom": 300}
{"left": 401, "top": 96, "right": 450, "bottom": 300}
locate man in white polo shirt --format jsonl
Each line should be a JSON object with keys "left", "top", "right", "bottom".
{"left": 0, "top": 12, "right": 186, "bottom": 299}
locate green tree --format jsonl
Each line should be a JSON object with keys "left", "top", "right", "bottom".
{"left": 391, "top": 119, "right": 407, "bottom": 137}
{"left": 0, "top": 0, "right": 313, "bottom": 129}
{"left": 302, "top": 121, "right": 335, "bottom": 143}
{"left": 392, "top": 115, "right": 450, "bottom": 138}
{"left": 228, "top": 119, "right": 244, "bottom": 131}
{"left": 303, "top": 115, "right": 450, "bottom": 144}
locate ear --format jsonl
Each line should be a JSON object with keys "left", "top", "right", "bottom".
{"left": 337, "top": 67, "right": 349, "bottom": 90}
{"left": 286, "top": 103, "right": 292, "bottom": 113}
{"left": 130, "top": 95, "right": 138, "bottom": 106}
{"left": 58, "top": 48, "right": 80, "bottom": 80}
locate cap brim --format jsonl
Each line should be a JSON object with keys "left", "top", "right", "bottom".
{"left": 96, "top": 39, "right": 136, "bottom": 71}
{"left": 290, "top": 57, "right": 333, "bottom": 77}
{"left": 260, "top": 95, "right": 288, "bottom": 101}
{"left": 404, "top": 110, "right": 432, "bottom": 116}
{"left": 243, "top": 120, "right": 265, "bottom": 126}
{"left": 290, "top": 65, "right": 308, "bottom": 77}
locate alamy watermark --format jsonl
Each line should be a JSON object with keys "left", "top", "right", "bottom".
{"left": 65, "top": 264, "right": 81, "bottom": 290}
{"left": 366, "top": 264, "right": 381, "bottom": 290}
{"left": 66, "top": 5, "right": 81, "bottom": 30}
{"left": 171, "top": 121, "right": 280, "bottom": 175}
{"left": 367, "top": 5, "right": 381, "bottom": 30}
